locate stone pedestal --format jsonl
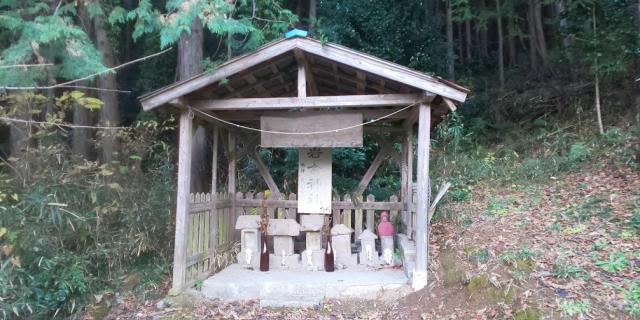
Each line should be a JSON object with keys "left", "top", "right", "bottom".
{"left": 267, "top": 219, "right": 301, "bottom": 270}
{"left": 269, "top": 253, "right": 301, "bottom": 270}
{"left": 380, "top": 236, "right": 395, "bottom": 266}
{"left": 273, "top": 235, "right": 294, "bottom": 255}
{"left": 235, "top": 215, "right": 262, "bottom": 269}
{"left": 358, "top": 229, "right": 380, "bottom": 267}
{"left": 301, "top": 249, "right": 324, "bottom": 271}
{"left": 300, "top": 215, "right": 324, "bottom": 251}
{"left": 331, "top": 224, "right": 357, "bottom": 268}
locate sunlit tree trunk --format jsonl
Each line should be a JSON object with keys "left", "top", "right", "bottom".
{"left": 496, "top": 0, "right": 505, "bottom": 89}
{"left": 446, "top": 0, "right": 454, "bottom": 79}
{"left": 93, "top": 8, "right": 119, "bottom": 164}
{"left": 592, "top": 8, "right": 604, "bottom": 134}
{"left": 178, "top": 18, "right": 207, "bottom": 192}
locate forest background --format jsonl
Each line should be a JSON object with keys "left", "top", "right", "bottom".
{"left": 0, "top": 0, "right": 639, "bottom": 318}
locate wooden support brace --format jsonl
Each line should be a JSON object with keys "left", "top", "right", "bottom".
{"left": 355, "top": 143, "right": 392, "bottom": 196}
{"left": 294, "top": 49, "right": 318, "bottom": 96}
{"left": 250, "top": 147, "right": 281, "bottom": 196}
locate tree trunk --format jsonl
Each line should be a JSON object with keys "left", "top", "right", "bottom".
{"left": 527, "top": 11, "right": 539, "bottom": 73}
{"left": 480, "top": 0, "right": 489, "bottom": 59}
{"left": 532, "top": 0, "right": 547, "bottom": 66}
{"left": 507, "top": 16, "right": 516, "bottom": 66}
{"left": 496, "top": 0, "right": 505, "bottom": 89}
{"left": 446, "top": 0, "right": 454, "bottom": 79}
{"left": 465, "top": 20, "right": 472, "bottom": 61}
{"left": 634, "top": 0, "right": 640, "bottom": 121}
{"left": 72, "top": 82, "right": 92, "bottom": 158}
{"left": 309, "top": 0, "right": 317, "bottom": 33}
{"left": 177, "top": 18, "right": 207, "bottom": 193}
{"left": 458, "top": 23, "right": 464, "bottom": 66}
{"left": 93, "top": 8, "right": 119, "bottom": 164}
{"left": 591, "top": 8, "right": 604, "bottom": 134}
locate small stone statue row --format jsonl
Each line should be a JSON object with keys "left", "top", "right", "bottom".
{"left": 235, "top": 213, "right": 396, "bottom": 271}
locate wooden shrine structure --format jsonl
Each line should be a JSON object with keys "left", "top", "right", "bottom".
{"left": 139, "top": 35, "right": 469, "bottom": 294}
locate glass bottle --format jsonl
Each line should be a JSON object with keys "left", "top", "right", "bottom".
{"left": 324, "top": 237, "right": 335, "bottom": 272}
{"left": 259, "top": 238, "right": 269, "bottom": 272}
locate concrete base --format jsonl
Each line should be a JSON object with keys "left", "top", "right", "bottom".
{"left": 201, "top": 264, "right": 411, "bottom": 307}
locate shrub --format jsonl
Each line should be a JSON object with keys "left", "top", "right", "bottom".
{"left": 0, "top": 106, "right": 176, "bottom": 318}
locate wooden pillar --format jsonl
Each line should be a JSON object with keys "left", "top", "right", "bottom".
{"left": 401, "top": 126, "right": 414, "bottom": 238}
{"left": 228, "top": 132, "right": 237, "bottom": 240}
{"left": 170, "top": 111, "right": 193, "bottom": 294}
{"left": 208, "top": 126, "right": 219, "bottom": 269}
{"left": 413, "top": 102, "right": 430, "bottom": 291}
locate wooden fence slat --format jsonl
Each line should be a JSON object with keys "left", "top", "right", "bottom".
{"left": 289, "top": 193, "right": 297, "bottom": 221}
{"left": 354, "top": 196, "right": 363, "bottom": 239}
{"left": 277, "top": 193, "right": 285, "bottom": 219}
{"left": 343, "top": 194, "right": 352, "bottom": 228}
{"left": 332, "top": 195, "right": 340, "bottom": 226}
{"left": 366, "top": 194, "right": 375, "bottom": 231}
{"left": 389, "top": 194, "right": 399, "bottom": 226}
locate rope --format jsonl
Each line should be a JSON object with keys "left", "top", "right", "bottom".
{"left": 0, "top": 101, "right": 418, "bottom": 134}
{"left": 190, "top": 102, "right": 419, "bottom": 135}
{"left": 1, "top": 48, "right": 172, "bottom": 91}
{"left": 0, "top": 116, "right": 127, "bottom": 130}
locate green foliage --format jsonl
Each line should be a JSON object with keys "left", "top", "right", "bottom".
{"left": 559, "top": 299, "right": 590, "bottom": 317}
{"left": 595, "top": 251, "right": 629, "bottom": 273}
{"left": 552, "top": 258, "right": 588, "bottom": 280}
{"left": 0, "top": 93, "right": 176, "bottom": 318}
{"left": 624, "top": 279, "right": 640, "bottom": 315}
{"left": 119, "top": 0, "right": 296, "bottom": 51}
{"left": 0, "top": 6, "right": 105, "bottom": 86}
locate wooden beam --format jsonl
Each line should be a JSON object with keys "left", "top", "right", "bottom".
{"left": 297, "top": 54, "right": 306, "bottom": 97}
{"left": 207, "top": 108, "right": 410, "bottom": 121}
{"left": 294, "top": 38, "right": 468, "bottom": 102}
{"left": 355, "top": 144, "right": 392, "bottom": 196}
{"left": 170, "top": 111, "right": 193, "bottom": 294}
{"left": 244, "top": 74, "right": 270, "bottom": 97}
{"left": 208, "top": 126, "right": 218, "bottom": 270}
{"left": 413, "top": 102, "right": 430, "bottom": 291}
{"left": 355, "top": 70, "right": 366, "bottom": 94}
{"left": 294, "top": 49, "right": 318, "bottom": 96}
{"left": 192, "top": 93, "right": 427, "bottom": 111}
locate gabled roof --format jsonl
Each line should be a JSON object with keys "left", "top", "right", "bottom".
{"left": 139, "top": 36, "right": 469, "bottom": 111}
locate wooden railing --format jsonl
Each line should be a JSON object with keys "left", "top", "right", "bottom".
{"left": 184, "top": 191, "right": 410, "bottom": 284}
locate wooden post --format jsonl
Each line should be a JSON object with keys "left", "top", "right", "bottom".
{"left": 170, "top": 111, "right": 193, "bottom": 294}
{"left": 208, "top": 126, "right": 218, "bottom": 270}
{"left": 406, "top": 126, "right": 414, "bottom": 238}
{"left": 228, "top": 132, "right": 237, "bottom": 240}
{"left": 413, "top": 102, "right": 430, "bottom": 291}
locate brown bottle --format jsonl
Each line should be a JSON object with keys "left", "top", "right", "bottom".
{"left": 324, "top": 238, "right": 335, "bottom": 272}
{"left": 259, "top": 239, "right": 269, "bottom": 272}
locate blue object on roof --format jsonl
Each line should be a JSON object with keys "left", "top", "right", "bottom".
{"left": 285, "top": 29, "right": 308, "bottom": 39}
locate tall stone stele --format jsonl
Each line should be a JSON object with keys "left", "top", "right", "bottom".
{"left": 235, "top": 215, "right": 261, "bottom": 269}
{"left": 358, "top": 229, "right": 380, "bottom": 267}
{"left": 267, "top": 219, "right": 301, "bottom": 269}
{"left": 300, "top": 215, "right": 325, "bottom": 271}
{"left": 331, "top": 224, "right": 357, "bottom": 268}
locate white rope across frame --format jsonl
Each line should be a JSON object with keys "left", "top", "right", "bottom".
{"left": 0, "top": 100, "right": 420, "bottom": 133}
{"left": 189, "top": 101, "right": 420, "bottom": 136}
